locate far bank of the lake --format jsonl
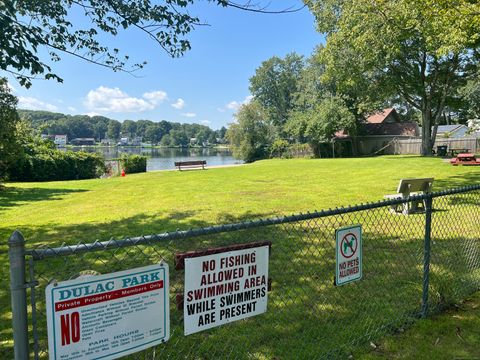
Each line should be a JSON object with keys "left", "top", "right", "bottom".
{"left": 68, "top": 146, "right": 242, "bottom": 171}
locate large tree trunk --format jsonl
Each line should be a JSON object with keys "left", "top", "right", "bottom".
{"left": 421, "top": 110, "right": 433, "bottom": 156}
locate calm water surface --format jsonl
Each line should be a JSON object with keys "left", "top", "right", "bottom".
{"left": 70, "top": 147, "right": 242, "bottom": 171}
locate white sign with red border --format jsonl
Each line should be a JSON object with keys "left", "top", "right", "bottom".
{"left": 183, "top": 245, "right": 269, "bottom": 335}
{"left": 45, "top": 263, "right": 169, "bottom": 360}
{"left": 336, "top": 225, "right": 362, "bottom": 285}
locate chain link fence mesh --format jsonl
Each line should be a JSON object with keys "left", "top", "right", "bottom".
{"left": 20, "top": 187, "right": 480, "bottom": 359}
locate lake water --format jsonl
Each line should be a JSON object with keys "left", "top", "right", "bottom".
{"left": 70, "top": 147, "right": 242, "bottom": 171}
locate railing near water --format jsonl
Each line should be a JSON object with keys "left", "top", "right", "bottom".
{"left": 7, "top": 185, "right": 480, "bottom": 359}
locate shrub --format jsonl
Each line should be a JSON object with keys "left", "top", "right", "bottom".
{"left": 270, "top": 139, "right": 290, "bottom": 158}
{"left": 9, "top": 150, "right": 106, "bottom": 182}
{"left": 285, "top": 143, "right": 314, "bottom": 158}
{"left": 120, "top": 154, "right": 147, "bottom": 174}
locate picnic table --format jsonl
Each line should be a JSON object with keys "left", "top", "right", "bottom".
{"left": 450, "top": 153, "right": 480, "bottom": 166}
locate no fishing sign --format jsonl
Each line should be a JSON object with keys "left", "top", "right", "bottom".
{"left": 335, "top": 225, "right": 362, "bottom": 286}
{"left": 183, "top": 245, "right": 269, "bottom": 335}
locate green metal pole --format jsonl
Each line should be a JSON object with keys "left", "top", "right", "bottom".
{"left": 421, "top": 196, "right": 433, "bottom": 317}
{"left": 8, "top": 230, "right": 29, "bottom": 359}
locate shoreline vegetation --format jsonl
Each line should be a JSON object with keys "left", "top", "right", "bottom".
{"left": 66, "top": 144, "right": 231, "bottom": 150}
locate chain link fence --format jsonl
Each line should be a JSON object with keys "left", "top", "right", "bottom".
{"left": 8, "top": 185, "right": 480, "bottom": 359}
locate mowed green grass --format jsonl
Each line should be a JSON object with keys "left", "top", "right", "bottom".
{"left": 1, "top": 156, "right": 479, "bottom": 358}
{"left": 359, "top": 291, "right": 480, "bottom": 359}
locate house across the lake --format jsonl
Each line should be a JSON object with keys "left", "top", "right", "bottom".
{"left": 71, "top": 138, "right": 95, "bottom": 146}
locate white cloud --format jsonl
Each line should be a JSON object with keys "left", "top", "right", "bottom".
{"left": 181, "top": 112, "right": 197, "bottom": 118}
{"left": 222, "top": 95, "right": 254, "bottom": 112}
{"left": 226, "top": 101, "right": 241, "bottom": 110}
{"left": 143, "top": 90, "right": 167, "bottom": 104}
{"left": 84, "top": 86, "right": 165, "bottom": 113}
{"left": 67, "top": 106, "right": 77, "bottom": 113}
{"left": 201, "top": 120, "right": 211, "bottom": 125}
{"left": 171, "top": 98, "right": 186, "bottom": 109}
{"left": 18, "top": 96, "right": 58, "bottom": 112}
{"left": 85, "top": 112, "right": 101, "bottom": 117}
{"left": 6, "top": 82, "right": 16, "bottom": 92}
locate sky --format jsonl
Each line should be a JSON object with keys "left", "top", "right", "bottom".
{"left": 8, "top": 1, "right": 323, "bottom": 130}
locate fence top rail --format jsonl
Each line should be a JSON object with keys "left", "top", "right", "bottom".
{"left": 24, "top": 184, "right": 480, "bottom": 260}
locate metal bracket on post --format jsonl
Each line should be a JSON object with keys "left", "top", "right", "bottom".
{"left": 421, "top": 195, "right": 433, "bottom": 318}
{"left": 8, "top": 230, "right": 29, "bottom": 359}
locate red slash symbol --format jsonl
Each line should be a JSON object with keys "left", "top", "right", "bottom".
{"left": 340, "top": 233, "right": 358, "bottom": 258}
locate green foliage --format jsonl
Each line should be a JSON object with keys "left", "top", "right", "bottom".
{"left": 18, "top": 110, "right": 226, "bottom": 145}
{"left": 9, "top": 149, "right": 106, "bottom": 182}
{"left": 305, "top": 0, "right": 480, "bottom": 155}
{"left": 287, "top": 95, "right": 355, "bottom": 157}
{"left": 120, "top": 154, "right": 147, "bottom": 174}
{"left": 459, "top": 75, "right": 480, "bottom": 119}
{"left": 7, "top": 121, "right": 105, "bottom": 181}
{"left": 0, "top": 78, "right": 19, "bottom": 179}
{"left": 249, "top": 53, "right": 305, "bottom": 128}
{"left": 226, "top": 102, "right": 273, "bottom": 163}
{"left": 270, "top": 139, "right": 290, "bottom": 158}
{"left": 107, "top": 120, "right": 121, "bottom": 141}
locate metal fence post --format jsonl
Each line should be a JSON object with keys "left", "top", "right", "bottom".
{"left": 421, "top": 195, "right": 433, "bottom": 318}
{"left": 8, "top": 230, "right": 29, "bottom": 359}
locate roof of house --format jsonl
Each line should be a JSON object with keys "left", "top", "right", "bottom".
{"left": 359, "top": 122, "right": 418, "bottom": 136}
{"left": 436, "top": 125, "right": 469, "bottom": 138}
{"left": 366, "top": 108, "right": 397, "bottom": 124}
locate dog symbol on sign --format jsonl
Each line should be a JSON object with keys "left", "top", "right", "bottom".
{"left": 341, "top": 233, "right": 358, "bottom": 258}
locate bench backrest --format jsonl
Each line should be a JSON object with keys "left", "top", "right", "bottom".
{"left": 174, "top": 160, "right": 206, "bottom": 166}
{"left": 397, "top": 178, "right": 434, "bottom": 194}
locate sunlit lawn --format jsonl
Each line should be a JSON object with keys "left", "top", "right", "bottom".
{"left": 1, "top": 156, "right": 479, "bottom": 358}
{"left": 359, "top": 291, "right": 480, "bottom": 359}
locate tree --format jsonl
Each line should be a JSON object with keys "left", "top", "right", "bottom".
{"left": 249, "top": 53, "right": 305, "bottom": 129}
{"left": 226, "top": 101, "right": 273, "bottom": 162}
{"left": 107, "top": 120, "right": 121, "bottom": 140}
{"left": 286, "top": 95, "right": 355, "bottom": 157}
{"left": 306, "top": 0, "right": 480, "bottom": 155}
{"left": 121, "top": 120, "right": 137, "bottom": 137}
{"left": 1, "top": 1, "right": 305, "bottom": 88}
{"left": 0, "top": 78, "right": 19, "bottom": 179}
{"left": 459, "top": 75, "right": 480, "bottom": 119}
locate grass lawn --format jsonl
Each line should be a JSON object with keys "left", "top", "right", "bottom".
{"left": 1, "top": 156, "right": 479, "bottom": 358}
{"left": 359, "top": 291, "right": 480, "bottom": 359}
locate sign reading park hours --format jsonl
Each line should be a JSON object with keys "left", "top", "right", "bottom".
{"left": 336, "top": 225, "right": 363, "bottom": 286}
{"left": 183, "top": 245, "right": 269, "bottom": 335}
{"left": 45, "top": 264, "right": 170, "bottom": 360}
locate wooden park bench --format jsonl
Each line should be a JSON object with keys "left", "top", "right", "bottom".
{"left": 384, "top": 178, "right": 434, "bottom": 215}
{"left": 174, "top": 160, "right": 207, "bottom": 171}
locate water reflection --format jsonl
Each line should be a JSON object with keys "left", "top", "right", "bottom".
{"left": 69, "top": 147, "right": 242, "bottom": 171}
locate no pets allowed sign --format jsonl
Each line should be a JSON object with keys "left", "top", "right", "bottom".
{"left": 335, "top": 225, "right": 362, "bottom": 286}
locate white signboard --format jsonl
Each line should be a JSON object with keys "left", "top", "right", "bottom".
{"left": 184, "top": 245, "right": 269, "bottom": 335}
{"left": 46, "top": 263, "right": 170, "bottom": 360}
{"left": 336, "top": 225, "right": 362, "bottom": 285}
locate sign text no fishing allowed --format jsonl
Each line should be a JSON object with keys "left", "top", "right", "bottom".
{"left": 184, "top": 245, "right": 269, "bottom": 335}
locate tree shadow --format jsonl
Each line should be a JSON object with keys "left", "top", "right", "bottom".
{"left": 0, "top": 187, "right": 88, "bottom": 212}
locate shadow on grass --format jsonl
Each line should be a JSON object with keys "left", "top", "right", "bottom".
{"left": 0, "top": 187, "right": 88, "bottom": 212}
{"left": 434, "top": 172, "right": 480, "bottom": 189}
{"left": 1, "top": 202, "right": 479, "bottom": 359}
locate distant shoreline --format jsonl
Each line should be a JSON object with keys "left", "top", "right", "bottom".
{"left": 66, "top": 145, "right": 231, "bottom": 150}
